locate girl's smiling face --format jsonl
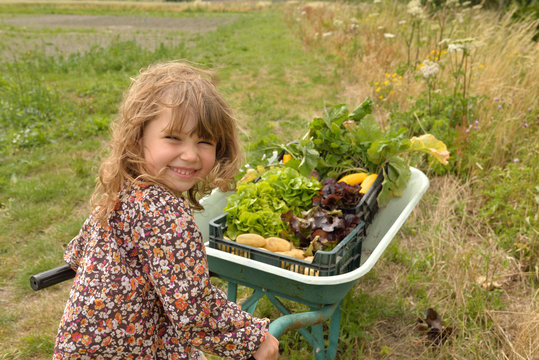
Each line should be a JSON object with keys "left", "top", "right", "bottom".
{"left": 142, "top": 107, "right": 216, "bottom": 193}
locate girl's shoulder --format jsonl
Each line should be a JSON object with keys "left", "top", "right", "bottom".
{"left": 121, "top": 182, "right": 192, "bottom": 216}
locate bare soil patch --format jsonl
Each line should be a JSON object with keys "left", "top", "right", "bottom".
{"left": 0, "top": 13, "right": 237, "bottom": 57}
{"left": 3, "top": 13, "right": 234, "bottom": 31}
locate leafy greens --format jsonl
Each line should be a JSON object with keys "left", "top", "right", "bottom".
{"left": 223, "top": 167, "right": 322, "bottom": 242}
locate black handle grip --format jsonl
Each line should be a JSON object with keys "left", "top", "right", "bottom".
{"left": 30, "top": 264, "right": 76, "bottom": 291}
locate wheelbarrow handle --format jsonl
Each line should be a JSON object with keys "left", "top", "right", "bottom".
{"left": 30, "top": 264, "right": 76, "bottom": 291}
{"left": 268, "top": 302, "right": 340, "bottom": 338}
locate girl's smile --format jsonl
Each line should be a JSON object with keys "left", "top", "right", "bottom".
{"left": 142, "top": 108, "right": 216, "bottom": 193}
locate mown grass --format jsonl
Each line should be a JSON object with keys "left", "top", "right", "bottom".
{"left": 1, "top": 1, "right": 537, "bottom": 359}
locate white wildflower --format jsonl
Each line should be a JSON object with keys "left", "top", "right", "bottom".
{"left": 398, "top": 20, "right": 407, "bottom": 25}
{"left": 373, "top": 0, "right": 382, "bottom": 3}
{"left": 350, "top": 17, "right": 359, "bottom": 23}
{"left": 439, "top": 38, "right": 451, "bottom": 46}
{"left": 448, "top": 44, "right": 462, "bottom": 53}
{"left": 333, "top": 19, "right": 343, "bottom": 27}
{"left": 378, "top": 26, "right": 385, "bottom": 30}
{"left": 448, "top": 38, "right": 476, "bottom": 53}
{"left": 350, "top": 23, "right": 359, "bottom": 31}
{"left": 384, "top": 33, "right": 396, "bottom": 39}
{"left": 407, "top": 0, "right": 424, "bottom": 18}
{"left": 420, "top": 60, "right": 440, "bottom": 79}
{"left": 322, "top": 32, "right": 333, "bottom": 38}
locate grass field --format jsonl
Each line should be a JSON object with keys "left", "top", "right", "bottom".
{"left": 0, "top": 1, "right": 537, "bottom": 359}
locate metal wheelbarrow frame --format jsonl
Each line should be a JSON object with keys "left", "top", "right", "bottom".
{"left": 193, "top": 167, "right": 430, "bottom": 359}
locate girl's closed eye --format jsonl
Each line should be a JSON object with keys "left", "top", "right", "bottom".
{"left": 199, "top": 139, "right": 215, "bottom": 145}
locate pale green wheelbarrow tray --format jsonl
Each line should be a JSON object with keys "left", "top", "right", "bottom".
{"left": 194, "top": 167, "right": 430, "bottom": 360}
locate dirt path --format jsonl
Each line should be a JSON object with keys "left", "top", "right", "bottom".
{"left": 0, "top": 13, "right": 237, "bottom": 57}
{"left": 3, "top": 13, "right": 235, "bottom": 31}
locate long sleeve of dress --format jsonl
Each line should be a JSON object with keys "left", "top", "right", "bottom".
{"left": 131, "top": 185, "right": 270, "bottom": 359}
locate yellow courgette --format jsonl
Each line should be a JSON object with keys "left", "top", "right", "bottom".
{"left": 338, "top": 172, "right": 368, "bottom": 186}
{"left": 359, "top": 174, "right": 378, "bottom": 194}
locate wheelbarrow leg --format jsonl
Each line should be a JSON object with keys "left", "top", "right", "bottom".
{"left": 327, "top": 301, "right": 342, "bottom": 360}
{"left": 224, "top": 279, "right": 342, "bottom": 359}
{"left": 268, "top": 299, "right": 342, "bottom": 360}
{"left": 227, "top": 282, "right": 238, "bottom": 302}
{"left": 311, "top": 322, "right": 326, "bottom": 360}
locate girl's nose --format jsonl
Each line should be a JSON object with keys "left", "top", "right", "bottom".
{"left": 179, "top": 143, "right": 198, "bottom": 162}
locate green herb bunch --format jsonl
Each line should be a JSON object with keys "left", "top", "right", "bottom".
{"left": 279, "top": 98, "right": 449, "bottom": 206}
{"left": 223, "top": 167, "right": 322, "bottom": 242}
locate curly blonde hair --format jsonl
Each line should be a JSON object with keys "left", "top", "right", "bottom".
{"left": 92, "top": 61, "right": 242, "bottom": 223}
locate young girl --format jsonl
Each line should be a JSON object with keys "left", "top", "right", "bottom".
{"left": 54, "top": 61, "right": 279, "bottom": 360}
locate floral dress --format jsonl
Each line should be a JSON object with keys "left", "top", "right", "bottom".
{"left": 54, "top": 183, "right": 269, "bottom": 359}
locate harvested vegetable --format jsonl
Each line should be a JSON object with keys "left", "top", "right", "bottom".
{"left": 338, "top": 172, "right": 368, "bottom": 186}
{"left": 276, "top": 249, "right": 305, "bottom": 259}
{"left": 282, "top": 153, "right": 292, "bottom": 164}
{"left": 224, "top": 167, "right": 321, "bottom": 241}
{"left": 359, "top": 174, "right": 378, "bottom": 194}
{"left": 252, "top": 98, "right": 449, "bottom": 207}
{"left": 282, "top": 206, "right": 363, "bottom": 250}
{"left": 264, "top": 237, "right": 293, "bottom": 252}
{"left": 315, "top": 178, "right": 363, "bottom": 210}
{"left": 236, "top": 233, "right": 266, "bottom": 247}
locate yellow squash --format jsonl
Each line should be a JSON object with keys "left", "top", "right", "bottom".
{"left": 359, "top": 173, "right": 378, "bottom": 194}
{"left": 338, "top": 172, "right": 368, "bottom": 186}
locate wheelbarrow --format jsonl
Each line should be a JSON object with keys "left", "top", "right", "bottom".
{"left": 30, "top": 167, "right": 429, "bottom": 360}
{"left": 193, "top": 167, "right": 430, "bottom": 359}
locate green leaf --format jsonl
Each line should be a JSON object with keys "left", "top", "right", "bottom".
{"left": 367, "top": 137, "right": 411, "bottom": 166}
{"left": 378, "top": 157, "right": 411, "bottom": 207}
{"left": 298, "top": 146, "right": 319, "bottom": 177}
{"left": 224, "top": 167, "right": 321, "bottom": 239}
{"left": 323, "top": 104, "right": 349, "bottom": 127}
{"left": 355, "top": 115, "right": 383, "bottom": 143}
{"left": 349, "top": 97, "right": 373, "bottom": 121}
{"left": 409, "top": 134, "right": 450, "bottom": 165}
